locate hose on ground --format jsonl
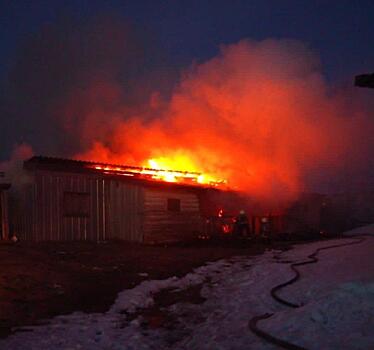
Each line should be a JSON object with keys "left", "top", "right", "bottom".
{"left": 249, "top": 313, "right": 307, "bottom": 350}
{"left": 248, "top": 234, "right": 369, "bottom": 350}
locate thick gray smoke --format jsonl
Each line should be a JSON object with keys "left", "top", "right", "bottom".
{"left": 1, "top": 16, "right": 374, "bottom": 205}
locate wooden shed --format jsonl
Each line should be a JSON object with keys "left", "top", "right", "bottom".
{"left": 9, "top": 156, "right": 209, "bottom": 243}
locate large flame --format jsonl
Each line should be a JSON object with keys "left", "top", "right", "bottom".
{"left": 72, "top": 39, "right": 374, "bottom": 205}
{"left": 143, "top": 157, "right": 224, "bottom": 185}
{"left": 88, "top": 156, "right": 226, "bottom": 187}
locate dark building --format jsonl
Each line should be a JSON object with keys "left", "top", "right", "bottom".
{"left": 5, "top": 156, "right": 215, "bottom": 243}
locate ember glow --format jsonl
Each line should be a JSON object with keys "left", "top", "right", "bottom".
{"left": 143, "top": 158, "right": 225, "bottom": 185}
{"left": 89, "top": 157, "right": 226, "bottom": 187}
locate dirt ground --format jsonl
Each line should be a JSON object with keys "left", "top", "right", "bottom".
{"left": 0, "top": 238, "right": 291, "bottom": 339}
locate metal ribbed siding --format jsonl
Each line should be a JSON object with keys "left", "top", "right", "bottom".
{"left": 15, "top": 170, "right": 144, "bottom": 241}
{"left": 143, "top": 188, "right": 202, "bottom": 243}
{"left": 106, "top": 181, "right": 143, "bottom": 242}
{"left": 32, "top": 171, "right": 99, "bottom": 241}
{"left": 9, "top": 183, "right": 34, "bottom": 240}
{"left": 13, "top": 169, "right": 202, "bottom": 242}
{"left": 0, "top": 190, "right": 9, "bottom": 239}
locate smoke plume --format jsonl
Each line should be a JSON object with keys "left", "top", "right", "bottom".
{"left": 76, "top": 39, "right": 374, "bottom": 204}
{"left": 1, "top": 16, "right": 374, "bottom": 206}
{"left": 0, "top": 143, "right": 34, "bottom": 187}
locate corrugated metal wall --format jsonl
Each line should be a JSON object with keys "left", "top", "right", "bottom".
{"left": 0, "top": 190, "right": 9, "bottom": 239}
{"left": 143, "top": 188, "right": 202, "bottom": 243}
{"left": 11, "top": 170, "right": 203, "bottom": 242}
{"left": 34, "top": 171, "right": 99, "bottom": 241}
{"left": 106, "top": 180, "right": 144, "bottom": 242}
{"left": 14, "top": 171, "right": 144, "bottom": 241}
{"left": 10, "top": 183, "right": 34, "bottom": 240}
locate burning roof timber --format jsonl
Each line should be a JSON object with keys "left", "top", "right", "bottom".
{"left": 23, "top": 156, "right": 227, "bottom": 189}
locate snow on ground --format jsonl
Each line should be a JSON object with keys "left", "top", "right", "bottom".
{"left": 260, "top": 231, "right": 374, "bottom": 350}
{"left": 343, "top": 223, "right": 374, "bottom": 236}
{"left": 1, "top": 226, "right": 374, "bottom": 350}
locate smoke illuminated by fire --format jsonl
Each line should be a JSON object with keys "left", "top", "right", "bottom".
{"left": 3, "top": 20, "right": 374, "bottom": 205}
{"left": 74, "top": 39, "right": 374, "bottom": 203}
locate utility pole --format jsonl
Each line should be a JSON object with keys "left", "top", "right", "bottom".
{"left": 355, "top": 73, "right": 374, "bottom": 88}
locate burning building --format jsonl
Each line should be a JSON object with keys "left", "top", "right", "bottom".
{"left": 2, "top": 155, "right": 370, "bottom": 243}
{"left": 4, "top": 156, "right": 226, "bottom": 243}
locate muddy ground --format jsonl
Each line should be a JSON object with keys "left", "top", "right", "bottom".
{"left": 0, "top": 239, "right": 292, "bottom": 339}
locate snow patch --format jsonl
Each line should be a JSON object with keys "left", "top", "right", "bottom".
{"left": 1, "top": 231, "right": 374, "bottom": 349}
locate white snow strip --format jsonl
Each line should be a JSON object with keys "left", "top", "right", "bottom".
{"left": 343, "top": 223, "right": 374, "bottom": 236}
{"left": 1, "top": 227, "right": 374, "bottom": 350}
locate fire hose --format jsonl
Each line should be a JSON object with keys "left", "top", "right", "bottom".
{"left": 248, "top": 235, "right": 369, "bottom": 350}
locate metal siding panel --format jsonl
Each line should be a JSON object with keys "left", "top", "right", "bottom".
{"left": 48, "top": 175, "right": 54, "bottom": 240}
{"left": 48, "top": 175, "right": 53, "bottom": 240}
{"left": 73, "top": 176, "right": 78, "bottom": 240}
{"left": 115, "top": 182, "right": 121, "bottom": 238}
{"left": 73, "top": 177, "right": 81, "bottom": 241}
{"left": 67, "top": 176, "right": 73, "bottom": 241}
{"left": 89, "top": 178, "right": 97, "bottom": 241}
{"left": 98, "top": 179, "right": 104, "bottom": 241}
{"left": 143, "top": 187, "right": 201, "bottom": 243}
{"left": 95, "top": 178, "right": 99, "bottom": 241}
{"left": 45, "top": 175, "right": 50, "bottom": 240}
{"left": 31, "top": 181, "right": 37, "bottom": 240}
{"left": 80, "top": 177, "right": 86, "bottom": 241}
{"left": 107, "top": 181, "right": 114, "bottom": 239}
{"left": 102, "top": 180, "right": 106, "bottom": 240}
{"left": 82, "top": 177, "right": 87, "bottom": 240}
{"left": 118, "top": 183, "right": 122, "bottom": 238}
{"left": 25, "top": 172, "right": 94, "bottom": 241}
{"left": 87, "top": 178, "right": 92, "bottom": 240}
{"left": 17, "top": 170, "right": 183, "bottom": 242}
{"left": 63, "top": 176, "right": 69, "bottom": 241}
{"left": 57, "top": 176, "right": 61, "bottom": 240}
{"left": 41, "top": 175, "right": 45, "bottom": 241}
{"left": 44, "top": 174, "right": 50, "bottom": 240}
{"left": 104, "top": 181, "right": 143, "bottom": 242}
{"left": 38, "top": 175, "right": 44, "bottom": 241}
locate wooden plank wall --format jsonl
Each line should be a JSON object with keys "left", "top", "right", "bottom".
{"left": 143, "top": 187, "right": 202, "bottom": 243}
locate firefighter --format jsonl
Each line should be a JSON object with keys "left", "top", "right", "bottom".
{"left": 235, "top": 210, "right": 250, "bottom": 237}
{"left": 260, "top": 217, "right": 271, "bottom": 243}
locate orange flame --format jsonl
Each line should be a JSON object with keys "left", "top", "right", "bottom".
{"left": 88, "top": 156, "right": 226, "bottom": 187}
{"left": 143, "top": 158, "right": 225, "bottom": 185}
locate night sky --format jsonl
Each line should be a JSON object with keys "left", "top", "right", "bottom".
{"left": 0, "top": 0, "right": 374, "bottom": 162}
{"left": 2, "top": 1, "right": 373, "bottom": 80}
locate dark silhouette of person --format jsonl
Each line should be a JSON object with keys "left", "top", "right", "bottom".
{"left": 235, "top": 210, "right": 250, "bottom": 237}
